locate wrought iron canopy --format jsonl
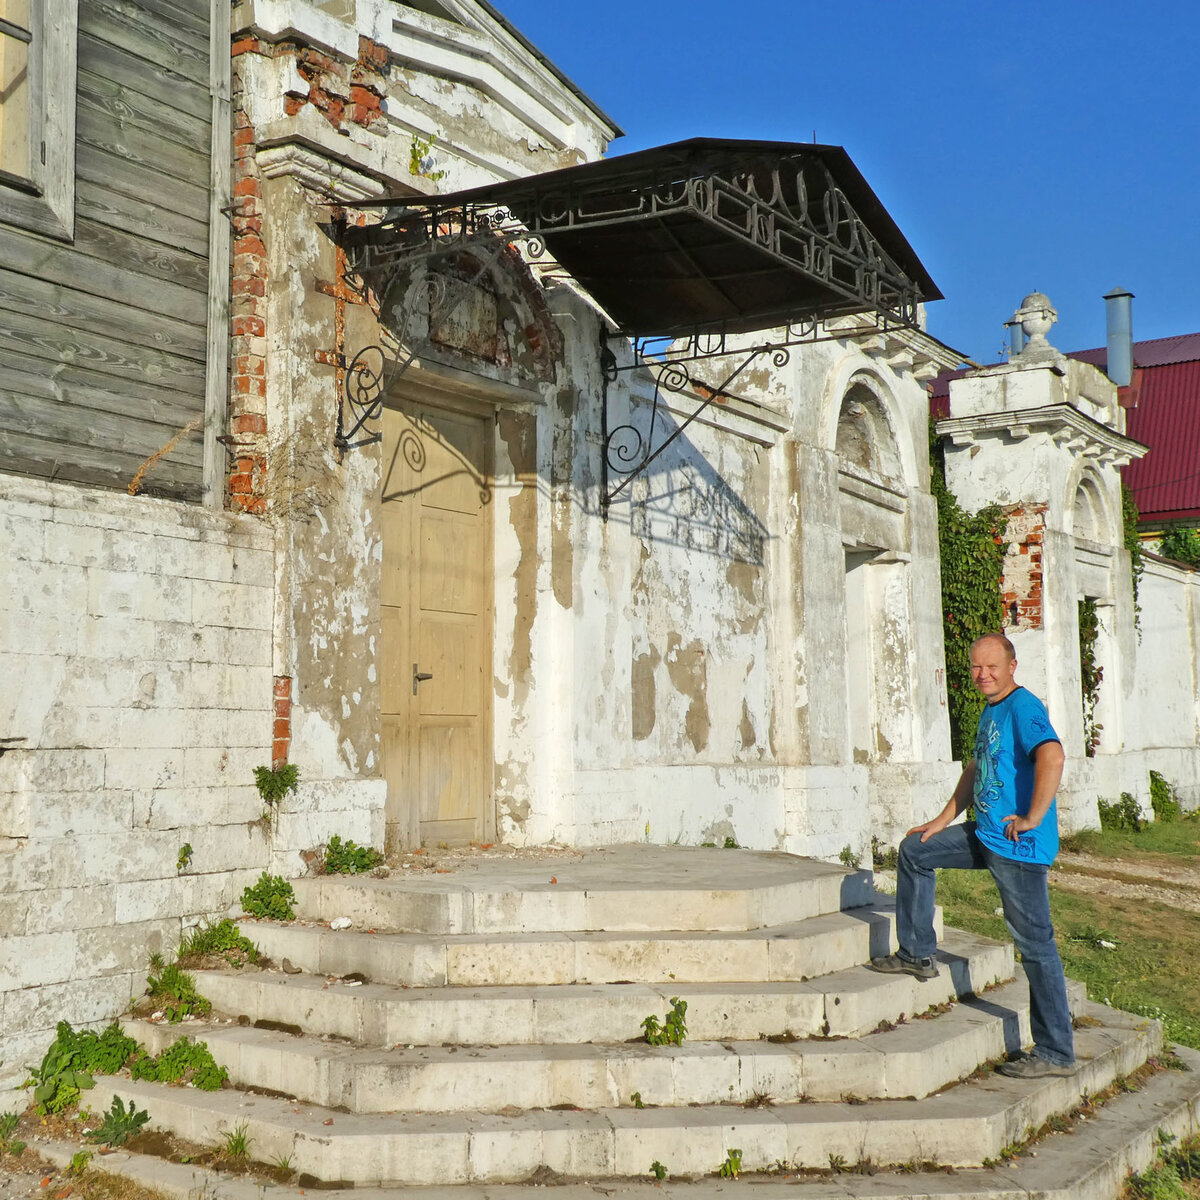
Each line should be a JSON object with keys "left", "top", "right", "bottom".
{"left": 356, "top": 137, "right": 941, "bottom": 339}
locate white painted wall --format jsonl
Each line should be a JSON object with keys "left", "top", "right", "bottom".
{"left": 0, "top": 480, "right": 285, "bottom": 1089}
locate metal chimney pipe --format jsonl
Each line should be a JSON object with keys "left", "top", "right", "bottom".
{"left": 1104, "top": 286, "right": 1134, "bottom": 386}
{"left": 1005, "top": 318, "right": 1025, "bottom": 357}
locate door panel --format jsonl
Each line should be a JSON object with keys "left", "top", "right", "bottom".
{"left": 380, "top": 401, "right": 492, "bottom": 850}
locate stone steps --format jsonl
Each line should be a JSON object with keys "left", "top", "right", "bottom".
{"left": 234, "top": 902, "right": 916, "bottom": 988}
{"left": 284, "top": 848, "right": 872, "bottom": 935}
{"left": 192, "top": 926, "right": 1005, "bottom": 1047}
{"left": 89, "top": 1007, "right": 1162, "bottom": 1185}
{"left": 125, "top": 971, "right": 1078, "bottom": 1112}
{"left": 37, "top": 1044, "right": 1200, "bottom": 1200}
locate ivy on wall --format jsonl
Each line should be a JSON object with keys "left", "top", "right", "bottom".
{"left": 1078, "top": 597, "right": 1103, "bottom": 757}
{"left": 1121, "top": 484, "right": 1145, "bottom": 628}
{"left": 1158, "top": 525, "right": 1200, "bottom": 568}
{"left": 930, "top": 422, "right": 1006, "bottom": 760}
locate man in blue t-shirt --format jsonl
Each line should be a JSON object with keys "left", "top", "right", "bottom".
{"left": 868, "top": 632, "right": 1076, "bottom": 1078}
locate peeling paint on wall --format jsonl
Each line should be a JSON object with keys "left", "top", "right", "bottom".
{"left": 632, "top": 645, "right": 661, "bottom": 740}
{"left": 665, "top": 633, "right": 710, "bottom": 754}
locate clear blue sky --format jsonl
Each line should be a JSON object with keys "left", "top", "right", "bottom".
{"left": 497, "top": 0, "right": 1199, "bottom": 365}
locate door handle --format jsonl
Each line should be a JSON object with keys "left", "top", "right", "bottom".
{"left": 413, "top": 664, "right": 433, "bottom": 695}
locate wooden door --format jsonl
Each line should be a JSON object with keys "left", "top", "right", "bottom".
{"left": 380, "top": 401, "right": 493, "bottom": 849}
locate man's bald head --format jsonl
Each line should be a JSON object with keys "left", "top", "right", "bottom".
{"left": 971, "top": 632, "right": 1016, "bottom": 661}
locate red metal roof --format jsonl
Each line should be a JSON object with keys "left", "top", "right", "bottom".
{"left": 927, "top": 335, "right": 1200, "bottom": 524}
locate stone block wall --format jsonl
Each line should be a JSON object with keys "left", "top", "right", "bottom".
{"left": 0, "top": 479, "right": 276, "bottom": 1090}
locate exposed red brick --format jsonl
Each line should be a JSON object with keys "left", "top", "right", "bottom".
{"left": 231, "top": 413, "right": 267, "bottom": 435}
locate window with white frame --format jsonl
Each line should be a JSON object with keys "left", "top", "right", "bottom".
{"left": 0, "top": 0, "right": 78, "bottom": 239}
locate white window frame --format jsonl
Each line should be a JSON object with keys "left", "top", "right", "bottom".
{"left": 0, "top": 0, "right": 78, "bottom": 240}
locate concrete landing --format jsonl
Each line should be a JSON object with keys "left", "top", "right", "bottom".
{"left": 286, "top": 845, "right": 873, "bottom": 934}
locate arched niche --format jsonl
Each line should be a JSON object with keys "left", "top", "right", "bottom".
{"left": 836, "top": 380, "right": 904, "bottom": 484}
{"left": 1070, "top": 470, "right": 1114, "bottom": 546}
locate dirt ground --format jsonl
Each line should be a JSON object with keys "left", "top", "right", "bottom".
{"left": 1051, "top": 850, "right": 1200, "bottom": 914}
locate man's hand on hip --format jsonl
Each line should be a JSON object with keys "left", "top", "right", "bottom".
{"left": 1002, "top": 813, "right": 1038, "bottom": 840}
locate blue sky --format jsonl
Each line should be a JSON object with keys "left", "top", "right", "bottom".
{"left": 497, "top": 0, "right": 1199, "bottom": 365}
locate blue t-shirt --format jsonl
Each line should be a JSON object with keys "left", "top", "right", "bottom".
{"left": 972, "top": 687, "right": 1061, "bottom": 865}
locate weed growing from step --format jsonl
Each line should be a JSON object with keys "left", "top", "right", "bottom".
{"left": 642, "top": 996, "right": 687, "bottom": 1046}
{"left": 23, "top": 1021, "right": 139, "bottom": 1113}
{"left": 84, "top": 1096, "right": 150, "bottom": 1147}
{"left": 0, "top": 1111, "right": 25, "bottom": 1157}
{"left": 718, "top": 1148, "right": 742, "bottom": 1179}
{"left": 221, "top": 1123, "right": 253, "bottom": 1160}
{"left": 145, "top": 955, "right": 212, "bottom": 1022}
{"left": 1124, "top": 1130, "right": 1200, "bottom": 1200}
{"left": 629, "top": 1092, "right": 644, "bottom": 1109}
{"left": 68, "top": 1150, "right": 92, "bottom": 1176}
{"left": 253, "top": 763, "right": 299, "bottom": 821}
{"left": 178, "top": 918, "right": 258, "bottom": 967}
{"left": 241, "top": 872, "right": 296, "bottom": 921}
{"left": 323, "top": 834, "right": 384, "bottom": 875}
{"left": 839, "top": 845, "right": 862, "bottom": 869}
{"left": 130, "top": 1038, "right": 227, "bottom": 1090}
{"left": 649, "top": 1161, "right": 667, "bottom": 1181}
{"left": 177, "top": 842, "right": 193, "bottom": 872}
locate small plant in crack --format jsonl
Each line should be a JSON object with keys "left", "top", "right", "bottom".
{"left": 718, "top": 1148, "right": 742, "bottom": 1179}
{"left": 649, "top": 1161, "right": 667, "bottom": 1180}
{"left": 642, "top": 996, "right": 687, "bottom": 1046}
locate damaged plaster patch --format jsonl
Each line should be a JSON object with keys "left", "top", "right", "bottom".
{"left": 665, "top": 633, "right": 709, "bottom": 753}
{"left": 631, "top": 645, "right": 661, "bottom": 741}
{"left": 739, "top": 698, "right": 756, "bottom": 750}
{"left": 497, "top": 410, "right": 536, "bottom": 700}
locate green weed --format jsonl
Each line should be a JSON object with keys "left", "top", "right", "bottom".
{"left": 176, "top": 842, "right": 193, "bottom": 872}
{"left": 241, "top": 872, "right": 296, "bottom": 921}
{"left": 649, "top": 1160, "right": 667, "bottom": 1180}
{"left": 323, "top": 835, "right": 384, "bottom": 875}
{"left": 84, "top": 1095, "right": 150, "bottom": 1147}
{"left": 839, "top": 844, "right": 862, "bottom": 869}
{"left": 145, "top": 960, "right": 211, "bottom": 1023}
{"left": 718, "top": 1148, "right": 742, "bottom": 1179}
{"left": 178, "top": 918, "right": 258, "bottom": 966}
{"left": 23, "top": 1021, "right": 139, "bottom": 1113}
{"left": 0, "top": 1111, "right": 25, "bottom": 1157}
{"left": 221, "top": 1122, "right": 253, "bottom": 1160}
{"left": 1098, "top": 793, "right": 1145, "bottom": 833}
{"left": 642, "top": 996, "right": 688, "bottom": 1046}
{"left": 253, "top": 763, "right": 299, "bottom": 820}
{"left": 1151, "top": 772, "right": 1182, "bottom": 824}
{"left": 130, "top": 1037, "right": 227, "bottom": 1090}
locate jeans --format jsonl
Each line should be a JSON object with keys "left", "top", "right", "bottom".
{"left": 896, "top": 821, "right": 1075, "bottom": 1066}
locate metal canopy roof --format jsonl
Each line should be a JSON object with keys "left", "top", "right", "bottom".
{"left": 352, "top": 138, "right": 941, "bottom": 340}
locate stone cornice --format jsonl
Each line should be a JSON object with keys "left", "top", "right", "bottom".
{"left": 824, "top": 316, "right": 966, "bottom": 382}
{"left": 936, "top": 404, "right": 1149, "bottom": 466}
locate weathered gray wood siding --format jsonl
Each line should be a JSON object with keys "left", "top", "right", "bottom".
{"left": 0, "top": 0, "right": 213, "bottom": 500}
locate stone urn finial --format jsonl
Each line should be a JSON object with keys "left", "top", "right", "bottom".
{"left": 1012, "top": 292, "right": 1060, "bottom": 360}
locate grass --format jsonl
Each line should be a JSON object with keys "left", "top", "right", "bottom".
{"left": 1061, "top": 812, "right": 1200, "bottom": 863}
{"left": 936, "top": 827, "right": 1200, "bottom": 1050}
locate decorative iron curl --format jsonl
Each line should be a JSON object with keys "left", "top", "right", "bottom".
{"left": 605, "top": 422, "right": 647, "bottom": 472}
{"left": 656, "top": 361, "right": 692, "bottom": 394}
{"left": 524, "top": 234, "right": 547, "bottom": 260}
{"left": 770, "top": 346, "right": 791, "bottom": 369}
{"left": 344, "top": 346, "right": 387, "bottom": 412}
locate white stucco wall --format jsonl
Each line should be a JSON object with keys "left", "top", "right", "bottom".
{"left": 0, "top": 480, "right": 282, "bottom": 1089}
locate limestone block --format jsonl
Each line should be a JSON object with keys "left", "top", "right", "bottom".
{"left": 87, "top": 568, "right": 191, "bottom": 625}
{"left": 13, "top": 560, "right": 89, "bottom": 617}
{"left": 541, "top": 1112, "right": 616, "bottom": 1177}
{"left": 575, "top": 933, "right": 768, "bottom": 985}
{"left": 136, "top": 785, "right": 262, "bottom": 830}
{"left": 666, "top": 1044, "right": 743, "bottom": 1105}
{"left": 20, "top": 749, "right": 105, "bottom": 793}
{"left": 0, "top": 511, "right": 44, "bottom": 561}
{"left": 0, "top": 652, "right": 68, "bottom": 735}
{"left": 0, "top": 891, "right": 29, "bottom": 936}
{"left": 0, "top": 605, "right": 80, "bottom": 655}
{"left": 36, "top": 790, "right": 134, "bottom": 839}
{"left": 466, "top": 1115, "right": 543, "bottom": 1182}
{"left": 74, "top": 917, "right": 177, "bottom": 977}
{"left": 183, "top": 746, "right": 267, "bottom": 789}
{"left": 153, "top": 621, "right": 270, "bottom": 667}
{"left": 272, "top": 809, "right": 376, "bottom": 856}
{"left": 0, "top": 930, "right": 78, "bottom": 990}
{"left": 0, "top": 1026, "right": 53, "bottom": 1091}
{"left": 25, "top": 885, "right": 117, "bottom": 934}
{"left": 105, "top": 748, "right": 186, "bottom": 791}
{"left": 0, "top": 790, "right": 29, "bottom": 841}
{"left": 77, "top": 615, "right": 157, "bottom": 660}
{"left": 4, "top": 973, "right": 132, "bottom": 1035}
{"left": 446, "top": 938, "right": 574, "bottom": 987}
{"left": 187, "top": 823, "right": 269, "bottom": 874}
{"left": 191, "top": 579, "right": 273, "bottom": 631}
{"left": 37, "top": 703, "right": 123, "bottom": 749}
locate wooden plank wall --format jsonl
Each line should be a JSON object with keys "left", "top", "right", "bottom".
{"left": 0, "top": 0, "right": 214, "bottom": 501}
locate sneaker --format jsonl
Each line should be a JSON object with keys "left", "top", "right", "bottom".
{"left": 867, "top": 952, "right": 939, "bottom": 981}
{"left": 996, "top": 1054, "right": 1076, "bottom": 1079}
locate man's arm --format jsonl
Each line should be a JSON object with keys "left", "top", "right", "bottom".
{"left": 908, "top": 761, "right": 976, "bottom": 842}
{"left": 1002, "top": 740, "right": 1065, "bottom": 840}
